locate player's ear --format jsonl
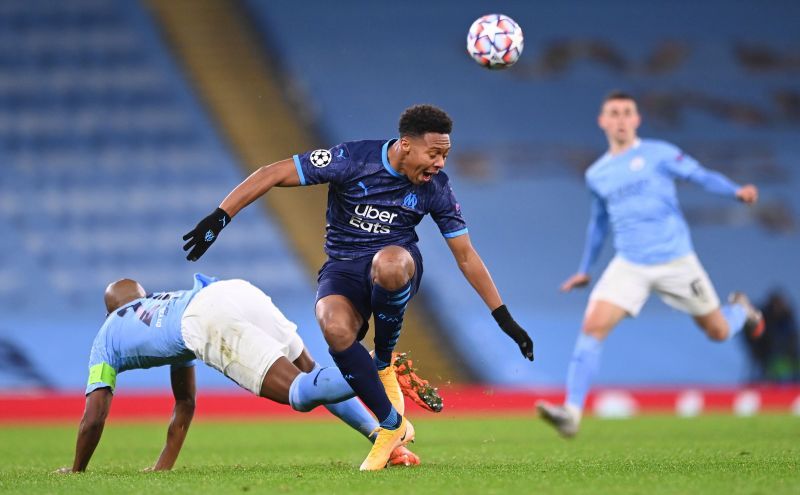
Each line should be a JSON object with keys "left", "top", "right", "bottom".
{"left": 399, "top": 136, "right": 410, "bottom": 151}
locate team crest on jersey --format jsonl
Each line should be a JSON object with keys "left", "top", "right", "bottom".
{"left": 629, "top": 156, "right": 646, "bottom": 172}
{"left": 402, "top": 192, "right": 418, "bottom": 209}
{"left": 310, "top": 149, "right": 332, "bottom": 168}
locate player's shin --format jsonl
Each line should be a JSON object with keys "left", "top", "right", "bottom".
{"left": 720, "top": 303, "right": 748, "bottom": 339}
{"left": 371, "top": 281, "right": 412, "bottom": 369}
{"left": 288, "top": 364, "right": 357, "bottom": 412}
{"left": 329, "top": 341, "right": 402, "bottom": 430}
{"left": 565, "top": 333, "right": 604, "bottom": 416}
{"left": 324, "top": 399, "right": 379, "bottom": 439}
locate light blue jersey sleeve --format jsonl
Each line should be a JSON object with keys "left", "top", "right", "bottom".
{"left": 658, "top": 144, "right": 740, "bottom": 197}
{"left": 577, "top": 191, "right": 610, "bottom": 274}
{"left": 86, "top": 327, "right": 118, "bottom": 395}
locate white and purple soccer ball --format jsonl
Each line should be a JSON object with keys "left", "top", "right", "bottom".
{"left": 466, "top": 14, "right": 524, "bottom": 69}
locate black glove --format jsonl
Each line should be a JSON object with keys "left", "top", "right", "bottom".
{"left": 492, "top": 304, "right": 534, "bottom": 361}
{"left": 182, "top": 208, "right": 231, "bottom": 261}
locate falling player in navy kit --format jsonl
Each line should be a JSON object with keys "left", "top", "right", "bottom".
{"left": 182, "top": 104, "right": 534, "bottom": 470}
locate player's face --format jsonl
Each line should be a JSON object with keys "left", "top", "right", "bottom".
{"left": 598, "top": 99, "right": 640, "bottom": 145}
{"left": 401, "top": 133, "right": 451, "bottom": 185}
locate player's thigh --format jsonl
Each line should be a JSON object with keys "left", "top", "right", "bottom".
{"left": 582, "top": 299, "right": 628, "bottom": 339}
{"left": 315, "top": 294, "right": 364, "bottom": 349}
{"left": 230, "top": 279, "right": 306, "bottom": 361}
{"left": 186, "top": 315, "right": 291, "bottom": 396}
{"left": 259, "top": 356, "right": 302, "bottom": 404}
{"left": 589, "top": 256, "right": 651, "bottom": 320}
{"left": 653, "top": 254, "right": 720, "bottom": 317}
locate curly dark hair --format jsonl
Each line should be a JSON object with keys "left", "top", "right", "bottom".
{"left": 398, "top": 104, "right": 453, "bottom": 137}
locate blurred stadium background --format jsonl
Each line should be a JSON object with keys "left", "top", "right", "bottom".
{"left": 1, "top": 0, "right": 799, "bottom": 419}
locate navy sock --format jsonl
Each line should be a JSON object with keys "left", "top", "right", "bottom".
{"left": 371, "top": 280, "right": 412, "bottom": 370}
{"left": 329, "top": 341, "right": 401, "bottom": 429}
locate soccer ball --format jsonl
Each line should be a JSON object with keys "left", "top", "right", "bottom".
{"left": 466, "top": 14, "right": 524, "bottom": 69}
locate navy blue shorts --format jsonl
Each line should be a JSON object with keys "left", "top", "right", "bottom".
{"left": 316, "top": 244, "right": 424, "bottom": 341}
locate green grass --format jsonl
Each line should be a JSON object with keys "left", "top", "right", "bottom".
{"left": 1, "top": 415, "right": 798, "bottom": 494}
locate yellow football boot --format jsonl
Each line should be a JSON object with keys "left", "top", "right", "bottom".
{"left": 359, "top": 416, "right": 415, "bottom": 471}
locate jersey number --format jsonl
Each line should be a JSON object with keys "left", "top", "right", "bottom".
{"left": 115, "top": 293, "right": 174, "bottom": 326}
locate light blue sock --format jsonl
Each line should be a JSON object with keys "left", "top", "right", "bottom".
{"left": 289, "top": 364, "right": 355, "bottom": 412}
{"left": 324, "top": 400, "right": 379, "bottom": 441}
{"left": 565, "top": 333, "right": 604, "bottom": 412}
{"left": 721, "top": 303, "right": 748, "bottom": 339}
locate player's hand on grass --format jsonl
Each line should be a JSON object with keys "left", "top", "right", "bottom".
{"left": 492, "top": 305, "right": 534, "bottom": 361}
{"left": 736, "top": 184, "right": 758, "bottom": 205}
{"left": 182, "top": 207, "right": 231, "bottom": 261}
{"left": 560, "top": 273, "right": 591, "bottom": 292}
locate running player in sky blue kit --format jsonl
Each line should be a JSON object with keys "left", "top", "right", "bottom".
{"left": 537, "top": 91, "right": 765, "bottom": 438}
{"left": 58, "top": 274, "right": 421, "bottom": 473}
{"left": 182, "top": 105, "right": 534, "bottom": 470}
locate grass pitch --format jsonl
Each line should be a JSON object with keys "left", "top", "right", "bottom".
{"left": 1, "top": 415, "right": 798, "bottom": 494}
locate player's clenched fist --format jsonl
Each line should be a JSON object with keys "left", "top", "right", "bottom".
{"left": 182, "top": 208, "right": 231, "bottom": 261}
{"left": 736, "top": 184, "right": 758, "bottom": 205}
{"left": 492, "top": 305, "right": 534, "bottom": 361}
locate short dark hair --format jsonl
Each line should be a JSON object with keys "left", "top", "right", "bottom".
{"left": 603, "top": 90, "right": 636, "bottom": 104}
{"left": 398, "top": 104, "right": 453, "bottom": 137}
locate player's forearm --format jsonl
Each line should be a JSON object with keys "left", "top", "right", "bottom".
{"left": 686, "top": 167, "right": 740, "bottom": 197}
{"left": 577, "top": 219, "right": 607, "bottom": 274}
{"left": 71, "top": 418, "right": 106, "bottom": 472}
{"left": 456, "top": 249, "right": 503, "bottom": 310}
{"left": 219, "top": 166, "right": 280, "bottom": 217}
{"left": 153, "top": 401, "right": 194, "bottom": 471}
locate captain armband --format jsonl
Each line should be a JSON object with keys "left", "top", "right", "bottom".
{"left": 87, "top": 362, "right": 117, "bottom": 391}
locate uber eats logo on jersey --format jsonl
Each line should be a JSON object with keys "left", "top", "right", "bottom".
{"left": 350, "top": 204, "right": 398, "bottom": 234}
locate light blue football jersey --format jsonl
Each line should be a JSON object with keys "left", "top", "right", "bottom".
{"left": 578, "top": 139, "right": 740, "bottom": 271}
{"left": 85, "top": 273, "right": 217, "bottom": 394}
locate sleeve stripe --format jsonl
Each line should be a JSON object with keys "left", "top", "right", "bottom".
{"left": 292, "top": 154, "right": 306, "bottom": 186}
{"left": 442, "top": 227, "right": 469, "bottom": 238}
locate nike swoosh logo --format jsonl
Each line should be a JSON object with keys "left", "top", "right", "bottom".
{"left": 312, "top": 367, "right": 326, "bottom": 386}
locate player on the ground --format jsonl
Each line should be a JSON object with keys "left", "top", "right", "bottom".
{"left": 536, "top": 91, "right": 765, "bottom": 438}
{"left": 57, "top": 274, "right": 422, "bottom": 473}
{"left": 182, "top": 104, "right": 535, "bottom": 470}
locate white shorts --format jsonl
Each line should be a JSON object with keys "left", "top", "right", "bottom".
{"left": 589, "top": 253, "right": 720, "bottom": 317}
{"left": 181, "top": 279, "right": 305, "bottom": 394}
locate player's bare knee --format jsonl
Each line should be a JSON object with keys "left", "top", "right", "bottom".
{"left": 580, "top": 325, "right": 609, "bottom": 341}
{"left": 371, "top": 247, "right": 414, "bottom": 290}
{"left": 704, "top": 324, "right": 729, "bottom": 342}
{"left": 322, "top": 322, "right": 357, "bottom": 351}
{"left": 694, "top": 312, "right": 729, "bottom": 341}
{"left": 581, "top": 317, "right": 613, "bottom": 340}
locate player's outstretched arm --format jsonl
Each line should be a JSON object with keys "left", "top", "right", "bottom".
{"left": 445, "top": 234, "right": 534, "bottom": 361}
{"left": 148, "top": 366, "right": 196, "bottom": 472}
{"left": 56, "top": 388, "right": 113, "bottom": 473}
{"left": 662, "top": 151, "right": 759, "bottom": 205}
{"left": 182, "top": 159, "right": 300, "bottom": 261}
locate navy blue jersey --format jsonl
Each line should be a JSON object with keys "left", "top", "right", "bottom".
{"left": 293, "top": 139, "right": 468, "bottom": 260}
